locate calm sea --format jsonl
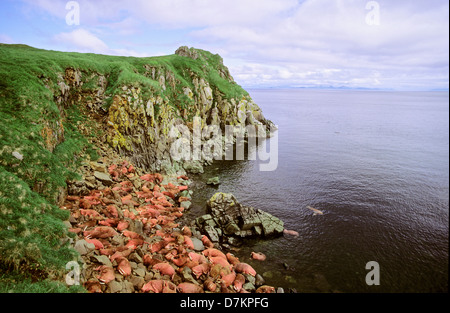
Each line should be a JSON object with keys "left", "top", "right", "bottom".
{"left": 185, "top": 89, "right": 449, "bottom": 292}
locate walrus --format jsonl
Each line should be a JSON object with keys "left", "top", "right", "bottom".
{"left": 307, "top": 205, "right": 324, "bottom": 215}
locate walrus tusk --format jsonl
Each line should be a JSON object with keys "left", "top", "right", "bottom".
{"left": 306, "top": 206, "right": 323, "bottom": 215}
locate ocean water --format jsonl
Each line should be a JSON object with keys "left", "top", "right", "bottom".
{"left": 185, "top": 89, "right": 449, "bottom": 292}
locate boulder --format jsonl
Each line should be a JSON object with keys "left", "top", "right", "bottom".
{"left": 74, "top": 239, "right": 95, "bottom": 256}
{"left": 180, "top": 201, "right": 192, "bottom": 210}
{"left": 191, "top": 237, "right": 205, "bottom": 251}
{"left": 93, "top": 171, "right": 113, "bottom": 186}
{"left": 197, "top": 192, "right": 284, "bottom": 244}
{"left": 108, "top": 280, "right": 122, "bottom": 293}
{"left": 204, "top": 225, "right": 220, "bottom": 242}
{"left": 206, "top": 176, "right": 220, "bottom": 186}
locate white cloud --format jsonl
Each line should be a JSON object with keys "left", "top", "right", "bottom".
{"left": 192, "top": 0, "right": 449, "bottom": 89}
{"left": 53, "top": 28, "right": 149, "bottom": 57}
{"left": 19, "top": 0, "right": 450, "bottom": 89}
{"left": 54, "top": 28, "right": 109, "bottom": 53}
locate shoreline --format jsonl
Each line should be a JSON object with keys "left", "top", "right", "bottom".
{"left": 63, "top": 141, "right": 286, "bottom": 293}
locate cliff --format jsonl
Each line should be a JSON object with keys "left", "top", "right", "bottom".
{"left": 0, "top": 44, "right": 273, "bottom": 291}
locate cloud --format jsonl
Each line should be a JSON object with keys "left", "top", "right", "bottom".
{"left": 53, "top": 28, "right": 148, "bottom": 57}
{"left": 192, "top": 0, "right": 449, "bottom": 89}
{"left": 54, "top": 28, "right": 109, "bottom": 53}
{"left": 13, "top": 0, "right": 450, "bottom": 89}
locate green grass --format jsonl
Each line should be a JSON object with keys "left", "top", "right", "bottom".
{"left": 0, "top": 43, "right": 249, "bottom": 292}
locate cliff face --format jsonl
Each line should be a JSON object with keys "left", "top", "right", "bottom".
{"left": 0, "top": 44, "right": 273, "bottom": 288}
{"left": 48, "top": 45, "right": 273, "bottom": 174}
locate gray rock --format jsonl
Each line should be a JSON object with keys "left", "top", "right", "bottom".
{"left": 179, "top": 190, "right": 190, "bottom": 198}
{"left": 257, "top": 211, "right": 284, "bottom": 236}
{"left": 191, "top": 237, "right": 205, "bottom": 251}
{"left": 121, "top": 280, "right": 135, "bottom": 293}
{"left": 133, "top": 267, "right": 146, "bottom": 277}
{"left": 206, "top": 176, "right": 220, "bottom": 185}
{"left": 130, "top": 261, "right": 138, "bottom": 270}
{"left": 255, "top": 274, "right": 265, "bottom": 287}
{"left": 94, "top": 171, "right": 113, "bottom": 186}
{"left": 198, "top": 192, "right": 284, "bottom": 243}
{"left": 223, "top": 222, "right": 240, "bottom": 235}
{"left": 197, "top": 214, "right": 213, "bottom": 224}
{"left": 204, "top": 218, "right": 217, "bottom": 228}
{"left": 74, "top": 240, "right": 95, "bottom": 256}
{"left": 129, "top": 219, "right": 144, "bottom": 236}
{"left": 129, "top": 253, "right": 143, "bottom": 264}
{"left": 144, "top": 272, "right": 154, "bottom": 281}
{"left": 244, "top": 273, "right": 256, "bottom": 285}
{"left": 226, "top": 236, "right": 241, "bottom": 246}
{"left": 204, "top": 225, "right": 220, "bottom": 242}
{"left": 92, "top": 255, "right": 113, "bottom": 267}
{"left": 253, "top": 225, "right": 263, "bottom": 236}
{"left": 130, "top": 276, "right": 145, "bottom": 290}
{"left": 180, "top": 201, "right": 192, "bottom": 210}
{"left": 183, "top": 160, "right": 204, "bottom": 174}
{"left": 181, "top": 267, "right": 198, "bottom": 284}
{"left": 90, "top": 161, "right": 107, "bottom": 173}
{"left": 175, "top": 46, "right": 199, "bottom": 60}
{"left": 243, "top": 282, "right": 255, "bottom": 292}
{"left": 277, "top": 287, "right": 285, "bottom": 293}
{"left": 111, "top": 235, "right": 124, "bottom": 246}
{"left": 108, "top": 280, "right": 122, "bottom": 293}
{"left": 239, "top": 206, "right": 261, "bottom": 230}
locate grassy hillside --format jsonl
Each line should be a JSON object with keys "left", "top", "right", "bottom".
{"left": 0, "top": 43, "right": 248, "bottom": 292}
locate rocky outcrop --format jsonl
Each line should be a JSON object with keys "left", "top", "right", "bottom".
{"left": 107, "top": 48, "right": 275, "bottom": 175}
{"left": 195, "top": 193, "right": 284, "bottom": 245}
{"left": 42, "top": 46, "right": 275, "bottom": 176}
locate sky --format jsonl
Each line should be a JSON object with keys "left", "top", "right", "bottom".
{"left": 0, "top": 0, "right": 448, "bottom": 90}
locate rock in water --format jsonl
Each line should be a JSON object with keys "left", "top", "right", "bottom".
{"left": 206, "top": 176, "right": 220, "bottom": 185}
{"left": 197, "top": 192, "right": 284, "bottom": 243}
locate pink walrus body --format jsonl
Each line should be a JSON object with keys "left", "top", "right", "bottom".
{"left": 177, "top": 282, "right": 204, "bottom": 293}
{"left": 116, "top": 257, "right": 131, "bottom": 276}
{"left": 283, "top": 229, "right": 299, "bottom": 236}
{"left": 202, "top": 248, "right": 227, "bottom": 260}
{"left": 210, "top": 256, "right": 232, "bottom": 270}
{"left": 141, "top": 280, "right": 176, "bottom": 293}
{"left": 233, "top": 273, "right": 246, "bottom": 291}
{"left": 192, "top": 263, "right": 210, "bottom": 279}
{"left": 234, "top": 262, "right": 257, "bottom": 276}
{"left": 85, "top": 238, "right": 104, "bottom": 250}
{"left": 153, "top": 262, "right": 176, "bottom": 277}
{"left": 220, "top": 271, "right": 236, "bottom": 288}
{"left": 83, "top": 226, "right": 117, "bottom": 239}
{"left": 250, "top": 252, "right": 267, "bottom": 261}
{"left": 96, "top": 265, "right": 115, "bottom": 284}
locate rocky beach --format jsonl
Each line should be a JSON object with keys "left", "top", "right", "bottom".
{"left": 64, "top": 141, "right": 285, "bottom": 293}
